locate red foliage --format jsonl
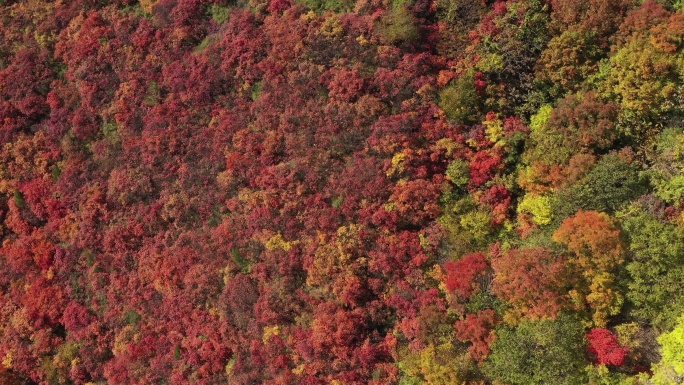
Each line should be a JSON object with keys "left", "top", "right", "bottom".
{"left": 0, "top": 47, "right": 52, "bottom": 137}
{"left": 0, "top": 0, "right": 659, "bottom": 382}
{"left": 389, "top": 177, "right": 443, "bottom": 226}
{"left": 480, "top": 185, "right": 512, "bottom": 225}
{"left": 491, "top": 247, "right": 569, "bottom": 319}
{"left": 550, "top": 0, "right": 634, "bottom": 43}
{"left": 586, "top": 328, "right": 629, "bottom": 366}
{"left": 474, "top": 71, "right": 486, "bottom": 96}
{"left": 444, "top": 252, "right": 489, "bottom": 299}
{"left": 454, "top": 309, "right": 497, "bottom": 362}
{"left": 469, "top": 150, "right": 502, "bottom": 187}
{"left": 617, "top": 0, "right": 670, "bottom": 43}
{"left": 61, "top": 301, "right": 93, "bottom": 332}
{"left": 22, "top": 278, "right": 67, "bottom": 328}
{"left": 502, "top": 116, "right": 530, "bottom": 136}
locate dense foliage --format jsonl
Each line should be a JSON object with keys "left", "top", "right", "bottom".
{"left": 0, "top": 0, "right": 684, "bottom": 384}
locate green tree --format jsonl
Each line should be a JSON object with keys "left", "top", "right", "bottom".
{"left": 553, "top": 154, "right": 646, "bottom": 219}
{"left": 536, "top": 30, "right": 603, "bottom": 97}
{"left": 483, "top": 315, "right": 588, "bottom": 385}
{"left": 438, "top": 70, "right": 480, "bottom": 124}
{"left": 620, "top": 205, "right": 684, "bottom": 331}
{"left": 396, "top": 341, "right": 472, "bottom": 385}
{"left": 651, "top": 314, "right": 684, "bottom": 384}
{"left": 376, "top": 5, "right": 419, "bottom": 45}
{"left": 648, "top": 127, "right": 684, "bottom": 204}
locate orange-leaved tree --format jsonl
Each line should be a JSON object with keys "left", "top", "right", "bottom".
{"left": 553, "top": 210, "right": 625, "bottom": 327}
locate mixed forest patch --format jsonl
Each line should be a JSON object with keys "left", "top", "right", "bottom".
{"left": 1, "top": 0, "right": 684, "bottom": 383}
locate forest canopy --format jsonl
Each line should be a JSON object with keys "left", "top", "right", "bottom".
{"left": 1, "top": 0, "right": 684, "bottom": 384}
